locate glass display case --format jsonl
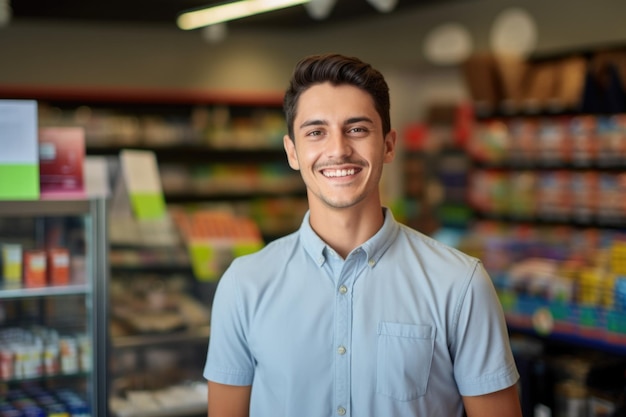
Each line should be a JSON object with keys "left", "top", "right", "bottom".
{"left": 0, "top": 198, "right": 108, "bottom": 416}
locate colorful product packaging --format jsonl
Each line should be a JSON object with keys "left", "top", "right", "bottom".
{"left": 537, "top": 117, "right": 569, "bottom": 165}
{"left": 1, "top": 244, "right": 22, "bottom": 288}
{"left": 23, "top": 250, "right": 47, "bottom": 288}
{"left": 47, "top": 248, "right": 70, "bottom": 286}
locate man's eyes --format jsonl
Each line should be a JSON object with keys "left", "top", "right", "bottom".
{"left": 304, "top": 127, "right": 369, "bottom": 137}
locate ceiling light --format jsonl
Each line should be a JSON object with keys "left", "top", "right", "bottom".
{"left": 177, "top": 0, "right": 311, "bottom": 30}
{"left": 423, "top": 23, "right": 473, "bottom": 66}
{"left": 305, "top": 0, "right": 336, "bottom": 20}
{"left": 0, "top": 0, "right": 11, "bottom": 27}
{"left": 490, "top": 7, "right": 538, "bottom": 57}
{"left": 367, "top": 0, "right": 397, "bottom": 13}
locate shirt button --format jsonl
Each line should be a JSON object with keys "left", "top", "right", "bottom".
{"left": 337, "top": 406, "right": 346, "bottom": 416}
{"left": 337, "top": 345, "right": 346, "bottom": 355}
{"left": 368, "top": 258, "right": 376, "bottom": 267}
{"left": 339, "top": 285, "right": 348, "bottom": 294}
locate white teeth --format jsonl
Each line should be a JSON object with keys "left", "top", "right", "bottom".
{"left": 323, "top": 168, "right": 355, "bottom": 178}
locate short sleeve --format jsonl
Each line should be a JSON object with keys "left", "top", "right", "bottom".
{"left": 451, "top": 261, "right": 519, "bottom": 396}
{"left": 203, "top": 263, "right": 255, "bottom": 386}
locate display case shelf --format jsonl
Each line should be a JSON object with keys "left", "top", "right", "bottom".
{"left": 0, "top": 284, "right": 89, "bottom": 299}
{"left": 0, "top": 199, "right": 94, "bottom": 216}
{"left": 3, "top": 371, "right": 92, "bottom": 384}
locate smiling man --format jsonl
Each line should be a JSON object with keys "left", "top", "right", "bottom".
{"left": 204, "top": 53, "right": 522, "bottom": 417}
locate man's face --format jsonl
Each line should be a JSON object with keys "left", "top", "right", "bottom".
{"left": 283, "top": 82, "right": 396, "bottom": 211}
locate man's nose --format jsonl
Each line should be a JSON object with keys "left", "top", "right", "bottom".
{"left": 325, "top": 131, "right": 352, "bottom": 158}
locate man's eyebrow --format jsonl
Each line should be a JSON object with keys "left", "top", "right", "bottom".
{"left": 299, "top": 119, "right": 327, "bottom": 129}
{"left": 346, "top": 116, "right": 374, "bottom": 125}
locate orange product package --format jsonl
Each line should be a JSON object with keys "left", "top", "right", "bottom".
{"left": 23, "top": 250, "right": 47, "bottom": 287}
{"left": 48, "top": 248, "right": 70, "bottom": 285}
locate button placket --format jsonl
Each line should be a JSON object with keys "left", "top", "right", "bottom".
{"left": 334, "top": 255, "right": 359, "bottom": 417}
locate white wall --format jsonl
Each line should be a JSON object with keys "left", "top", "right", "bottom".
{"left": 1, "top": 0, "right": 625, "bottom": 126}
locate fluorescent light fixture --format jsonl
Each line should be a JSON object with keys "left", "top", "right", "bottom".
{"left": 177, "top": 0, "right": 311, "bottom": 30}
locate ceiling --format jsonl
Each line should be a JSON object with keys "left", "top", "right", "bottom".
{"left": 9, "top": 0, "right": 452, "bottom": 30}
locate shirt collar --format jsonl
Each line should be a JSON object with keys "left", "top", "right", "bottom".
{"left": 299, "top": 207, "right": 400, "bottom": 268}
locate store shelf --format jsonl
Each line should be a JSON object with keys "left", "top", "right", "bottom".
{"left": 164, "top": 189, "right": 306, "bottom": 203}
{"left": 112, "top": 326, "right": 210, "bottom": 349}
{"left": 3, "top": 371, "right": 91, "bottom": 384}
{"left": 0, "top": 85, "right": 284, "bottom": 106}
{"left": 86, "top": 145, "right": 288, "bottom": 164}
{"left": 110, "top": 383, "right": 207, "bottom": 417}
{"left": 472, "top": 160, "right": 626, "bottom": 170}
{"left": 0, "top": 284, "right": 89, "bottom": 299}
{"left": 507, "top": 317, "right": 626, "bottom": 356}
{"left": 472, "top": 211, "right": 626, "bottom": 230}
{"left": 0, "top": 199, "right": 93, "bottom": 216}
{"left": 118, "top": 404, "right": 206, "bottom": 417}
{"left": 110, "top": 263, "right": 192, "bottom": 274}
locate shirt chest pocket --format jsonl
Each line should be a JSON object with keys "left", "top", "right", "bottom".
{"left": 376, "top": 322, "right": 436, "bottom": 401}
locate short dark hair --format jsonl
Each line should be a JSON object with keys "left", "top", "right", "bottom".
{"left": 283, "top": 53, "right": 391, "bottom": 140}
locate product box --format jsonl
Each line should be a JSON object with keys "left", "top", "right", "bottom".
{"left": 39, "top": 126, "right": 86, "bottom": 198}
{"left": 1, "top": 244, "right": 22, "bottom": 288}
{"left": 523, "top": 62, "right": 559, "bottom": 111}
{"left": 47, "top": 248, "right": 70, "bottom": 285}
{"left": 493, "top": 53, "right": 528, "bottom": 112}
{"left": 23, "top": 250, "right": 47, "bottom": 288}
{"left": 461, "top": 53, "right": 502, "bottom": 115}
{"left": 554, "top": 56, "right": 587, "bottom": 110}
{"left": 117, "top": 149, "right": 166, "bottom": 220}
{"left": 0, "top": 100, "right": 40, "bottom": 200}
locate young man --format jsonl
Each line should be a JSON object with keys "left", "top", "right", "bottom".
{"left": 204, "top": 53, "right": 522, "bottom": 417}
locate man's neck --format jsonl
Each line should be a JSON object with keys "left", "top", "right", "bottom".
{"left": 309, "top": 203, "right": 385, "bottom": 259}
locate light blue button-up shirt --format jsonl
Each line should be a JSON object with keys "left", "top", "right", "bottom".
{"left": 204, "top": 208, "right": 519, "bottom": 417}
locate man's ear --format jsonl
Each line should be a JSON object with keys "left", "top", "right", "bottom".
{"left": 283, "top": 134, "right": 300, "bottom": 170}
{"left": 383, "top": 129, "right": 397, "bottom": 163}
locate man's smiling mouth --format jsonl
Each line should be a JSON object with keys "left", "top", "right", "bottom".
{"left": 321, "top": 168, "right": 360, "bottom": 178}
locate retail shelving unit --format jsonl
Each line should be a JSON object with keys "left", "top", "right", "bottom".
{"left": 467, "top": 110, "right": 626, "bottom": 345}
{"left": 465, "top": 116, "right": 626, "bottom": 414}
{"left": 462, "top": 46, "right": 626, "bottom": 354}
{"left": 0, "top": 198, "right": 108, "bottom": 416}
{"left": 461, "top": 46, "right": 626, "bottom": 415}
{"left": 107, "top": 243, "right": 212, "bottom": 417}
{"left": 401, "top": 102, "right": 476, "bottom": 232}
{"left": 0, "top": 86, "right": 308, "bottom": 239}
{"left": 0, "top": 86, "right": 306, "bottom": 414}
{"left": 403, "top": 148, "right": 471, "bottom": 235}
